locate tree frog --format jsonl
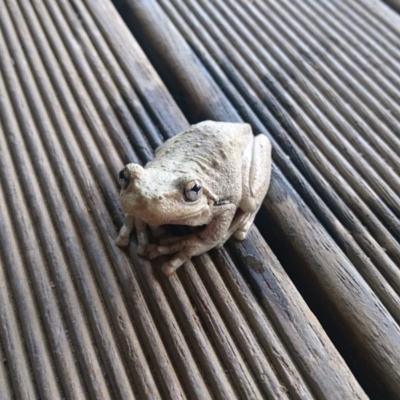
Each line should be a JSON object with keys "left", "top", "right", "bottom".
{"left": 116, "top": 121, "right": 272, "bottom": 276}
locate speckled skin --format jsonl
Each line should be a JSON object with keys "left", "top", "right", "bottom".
{"left": 116, "top": 121, "right": 272, "bottom": 276}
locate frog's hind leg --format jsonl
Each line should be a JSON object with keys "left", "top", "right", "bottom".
{"left": 235, "top": 134, "right": 272, "bottom": 240}
{"left": 215, "top": 209, "right": 252, "bottom": 248}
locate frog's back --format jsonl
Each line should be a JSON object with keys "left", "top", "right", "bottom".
{"left": 155, "top": 121, "right": 252, "bottom": 160}
{"left": 185, "top": 120, "right": 252, "bottom": 148}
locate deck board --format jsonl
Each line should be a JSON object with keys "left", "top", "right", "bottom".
{"left": 0, "top": 0, "right": 379, "bottom": 398}
{"left": 112, "top": 0, "right": 400, "bottom": 397}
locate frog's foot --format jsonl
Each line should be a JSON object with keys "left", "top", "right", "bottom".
{"left": 136, "top": 226, "right": 168, "bottom": 255}
{"left": 162, "top": 255, "right": 188, "bottom": 276}
{"left": 159, "top": 234, "right": 189, "bottom": 246}
{"left": 155, "top": 204, "right": 238, "bottom": 275}
{"left": 144, "top": 235, "right": 217, "bottom": 275}
{"left": 133, "top": 217, "right": 152, "bottom": 257}
{"left": 137, "top": 243, "right": 149, "bottom": 256}
{"left": 146, "top": 240, "right": 188, "bottom": 260}
{"left": 214, "top": 209, "right": 250, "bottom": 246}
{"left": 116, "top": 233, "right": 130, "bottom": 247}
{"left": 234, "top": 212, "right": 256, "bottom": 241}
{"left": 160, "top": 240, "right": 216, "bottom": 276}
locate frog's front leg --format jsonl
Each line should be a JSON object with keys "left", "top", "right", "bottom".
{"left": 116, "top": 214, "right": 135, "bottom": 246}
{"left": 149, "top": 204, "right": 237, "bottom": 276}
{"left": 135, "top": 217, "right": 150, "bottom": 256}
{"left": 235, "top": 134, "right": 271, "bottom": 240}
{"left": 116, "top": 215, "right": 150, "bottom": 255}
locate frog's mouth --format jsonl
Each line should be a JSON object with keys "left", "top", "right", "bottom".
{"left": 142, "top": 208, "right": 212, "bottom": 227}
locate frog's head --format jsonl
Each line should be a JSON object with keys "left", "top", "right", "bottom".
{"left": 118, "top": 163, "right": 213, "bottom": 226}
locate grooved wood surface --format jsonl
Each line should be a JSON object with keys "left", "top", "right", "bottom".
{"left": 113, "top": 0, "right": 400, "bottom": 397}
{"left": 0, "top": 0, "right": 367, "bottom": 398}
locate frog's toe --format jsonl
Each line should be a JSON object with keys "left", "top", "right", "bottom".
{"left": 161, "top": 262, "right": 178, "bottom": 276}
{"left": 234, "top": 213, "right": 256, "bottom": 241}
{"left": 161, "top": 253, "right": 188, "bottom": 276}
{"left": 145, "top": 244, "right": 161, "bottom": 259}
{"left": 234, "top": 229, "right": 247, "bottom": 241}
{"left": 147, "top": 242, "right": 186, "bottom": 260}
{"left": 116, "top": 234, "right": 130, "bottom": 247}
{"left": 137, "top": 243, "right": 149, "bottom": 256}
{"left": 234, "top": 223, "right": 251, "bottom": 241}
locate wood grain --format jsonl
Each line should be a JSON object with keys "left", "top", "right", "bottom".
{"left": 115, "top": 0, "right": 400, "bottom": 396}
{"left": 0, "top": 0, "right": 373, "bottom": 397}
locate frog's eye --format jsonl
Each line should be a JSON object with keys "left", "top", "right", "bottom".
{"left": 119, "top": 167, "right": 130, "bottom": 189}
{"left": 184, "top": 180, "right": 202, "bottom": 202}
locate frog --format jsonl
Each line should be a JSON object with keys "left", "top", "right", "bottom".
{"left": 116, "top": 120, "right": 272, "bottom": 276}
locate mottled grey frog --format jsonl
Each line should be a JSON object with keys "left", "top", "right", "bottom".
{"left": 116, "top": 121, "right": 272, "bottom": 276}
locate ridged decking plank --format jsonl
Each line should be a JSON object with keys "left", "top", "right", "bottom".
{"left": 0, "top": 0, "right": 368, "bottom": 398}
{"left": 113, "top": 0, "right": 400, "bottom": 397}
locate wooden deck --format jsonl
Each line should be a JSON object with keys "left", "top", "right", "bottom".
{"left": 0, "top": 0, "right": 399, "bottom": 398}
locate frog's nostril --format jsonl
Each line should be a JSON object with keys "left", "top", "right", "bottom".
{"left": 118, "top": 168, "right": 130, "bottom": 189}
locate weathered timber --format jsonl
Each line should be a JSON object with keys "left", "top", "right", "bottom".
{"left": 0, "top": 0, "right": 367, "bottom": 399}
{"left": 381, "top": 0, "right": 400, "bottom": 14}
{"left": 114, "top": 0, "right": 400, "bottom": 396}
